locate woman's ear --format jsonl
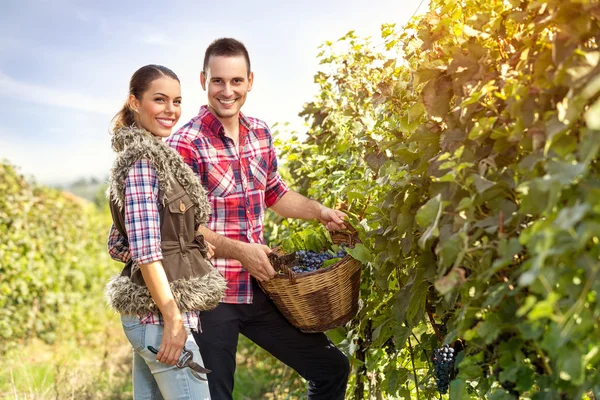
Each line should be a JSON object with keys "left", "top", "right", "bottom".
{"left": 128, "top": 94, "right": 140, "bottom": 113}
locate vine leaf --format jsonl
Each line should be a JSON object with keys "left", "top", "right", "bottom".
{"left": 416, "top": 194, "right": 443, "bottom": 249}
{"left": 422, "top": 75, "right": 453, "bottom": 118}
{"left": 346, "top": 244, "right": 372, "bottom": 264}
{"left": 434, "top": 267, "right": 466, "bottom": 295}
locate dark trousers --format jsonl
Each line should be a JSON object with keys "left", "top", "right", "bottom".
{"left": 193, "top": 279, "right": 350, "bottom": 400}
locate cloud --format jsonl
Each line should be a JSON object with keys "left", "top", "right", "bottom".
{"left": 0, "top": 71, "right": 120, "bottom": 115}
{"left": 142, "top": 34, "right": 172, "bottom": 47}
{"left": 0, "top": 124, "right": 115, "bottom": 185}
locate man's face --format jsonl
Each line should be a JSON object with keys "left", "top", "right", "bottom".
{"left": 201, "top": 55, "right": 253, "bottom": 122}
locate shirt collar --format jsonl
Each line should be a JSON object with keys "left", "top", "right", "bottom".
{"left": 198, "top": 105, "right": 251, "bottom": 137}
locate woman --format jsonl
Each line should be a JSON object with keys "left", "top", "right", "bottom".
{"left": 105, "top": 64, "right": 227, "bottom": 399}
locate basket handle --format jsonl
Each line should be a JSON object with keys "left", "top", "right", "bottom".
{"left": 268, "top": 252, "right": 298, "bottom": 284}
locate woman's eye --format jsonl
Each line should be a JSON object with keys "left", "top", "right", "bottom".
{"left": 154, "top": 98, "right": 165, "bottom": 102}
{"left": 174, "top": 100, "right": 182, "bottom": 105}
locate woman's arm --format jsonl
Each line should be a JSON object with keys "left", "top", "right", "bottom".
{"left": 139, "top": 260, "right": 186, "bottom": 366}
{"left": 123, "top": 159, "right": 185, "bottom": 366}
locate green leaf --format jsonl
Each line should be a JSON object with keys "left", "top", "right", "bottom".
{"left": 476, "top": 313, "right": 502, "bottom": 345}
{"left": 457, "top": 354, "right": 483, "bottom": 379}
{"left": 472, "top": 174, "right": 496, "bottom": 194}
{"left": 438, "top": 233, "right": 462, "bottom": 270}
{"left": 553, "top": 202, "right": 589, "bottom": 229}
{"left": 585, "top": 97, "right": 600, "bottom": 129}
{"left": 346, "top": 243, "right": 371, "bottom": 264}
{"left": 416, "top": 194, "right": 443, "bottom": 248}
{"left": 322, "top": 257, "right": 341, "bottom": 268}
{"left": 528, "top": 292, "right": 560, "bottom": 321}
{"left": 423, "top": 75, "right": 453, "bottom": 118}
{"left": 557, "top": 346, "right": 583, "bottom": 385}
{"left": 449, "top": 378, "right": 469, "bottom": 399}
{"left": 434, "top": 267, "right": 466, "bottom": 295}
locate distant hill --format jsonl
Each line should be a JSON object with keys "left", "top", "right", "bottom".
{"left": 57, "top": 176, "right": 108, "bottom": 206}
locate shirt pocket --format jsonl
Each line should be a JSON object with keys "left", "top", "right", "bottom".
{"left": 248, "top": 155, "right": 268, "bottom": 191}
{"left": 207, "top": 160, "right": 236, "bottom": 197}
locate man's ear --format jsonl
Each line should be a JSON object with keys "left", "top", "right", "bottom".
{"left": 200, "top": 71, "right": 207, "bottom": 91}
{"left": 128, "top": 94, "right": 140, "bottom": 112}
{"left": 247, "top": 71, "right": 254, "bottom": 92}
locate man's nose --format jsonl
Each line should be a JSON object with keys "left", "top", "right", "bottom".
{"left": 222, "top": 83, "right": 233, "bottom": 97}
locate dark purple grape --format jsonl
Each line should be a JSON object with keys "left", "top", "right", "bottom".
{"left": 431, "top": 345, "right": 455, "bottom": 394}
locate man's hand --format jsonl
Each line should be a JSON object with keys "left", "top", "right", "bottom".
{"left": 318, "top": 206, "right": 347, "bottom": 231}
{"left": 238, "top": 243, "right": 276, "bottom": 282}
{"left": 206, "top": 241, "right": 215, "bottom": 259}
{"left": 157, "top": 317, "right": 187, "bottom": 366}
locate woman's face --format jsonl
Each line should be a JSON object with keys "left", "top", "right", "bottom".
{"left": 130, "top": 76, "right": 182, "bottom": 138}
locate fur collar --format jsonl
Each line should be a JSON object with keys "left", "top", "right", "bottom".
{"left": 107, "top": 125, "right": 211, "bottom": 226}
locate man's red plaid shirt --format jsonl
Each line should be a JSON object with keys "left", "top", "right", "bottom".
{"left": 166, "top": 106, "right": 289, "bottom": 304}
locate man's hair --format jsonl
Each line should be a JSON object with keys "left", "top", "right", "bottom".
{"left": 203, "top": 38, "right": 251, "bottom": 76}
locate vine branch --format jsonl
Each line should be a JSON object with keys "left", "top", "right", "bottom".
{"left": 408, "top": 336, "right": 421, "bottom": 400}
{"left": 426, "top": 298, "right": 445, "bottom": 343}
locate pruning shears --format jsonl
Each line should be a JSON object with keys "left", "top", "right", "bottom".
{"left": 147, "top": 346, "right": 211, "bottom": 381}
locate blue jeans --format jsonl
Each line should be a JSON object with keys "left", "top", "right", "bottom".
{"left": 121, "top": 314, "right": 211, "bottom": 400}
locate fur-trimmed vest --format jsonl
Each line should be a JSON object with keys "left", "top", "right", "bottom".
{"left": 105, "top": 126, "right": 227, "bottom": 316}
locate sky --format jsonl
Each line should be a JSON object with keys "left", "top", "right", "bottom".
{"left": 0, "top": 0, "right": 427, "bottom": 185}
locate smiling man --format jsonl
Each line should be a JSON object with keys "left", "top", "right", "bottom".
{"left": 166, "top": 38, "right": 350, "bottom": 400}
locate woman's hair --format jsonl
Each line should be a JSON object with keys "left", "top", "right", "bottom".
{"left": 111, "top": 64, "right": 180, "bottom": 132}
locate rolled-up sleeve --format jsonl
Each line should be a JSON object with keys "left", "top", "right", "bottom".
{"left": 264, "top": 136, "right": 289, "bottom": 208}
{"left": 124, "top": 159, "right": 163, "bottom": 265}
{"left": 107, "top": 223, "right": 131, "bottom": 263}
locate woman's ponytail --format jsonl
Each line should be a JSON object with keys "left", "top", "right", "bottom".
{"left": 111, "top": 102, "right": 135, "bottom": 132}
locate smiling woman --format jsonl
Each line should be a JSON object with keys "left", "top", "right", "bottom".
{"left": 127, "top": 77, "right": 182, "bottom": 138}
{"left": 112, "top": 65, "right": 181, "bottom": 134}
{"left": 105, "top": 64, "right": 227, "bottom": 400}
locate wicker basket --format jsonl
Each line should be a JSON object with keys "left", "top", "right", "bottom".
{"left": 259, "top": 231, "right": 362, "bottom": 333}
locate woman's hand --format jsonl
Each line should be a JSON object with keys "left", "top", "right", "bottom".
{"left": 157, "top": 317, "right": 187, "bottom": 366}
{"left": 206, "top": 241, "right": 216, "bottom": 259}
{"left": 138, "top": 260, "right": 187, "bottom": 366}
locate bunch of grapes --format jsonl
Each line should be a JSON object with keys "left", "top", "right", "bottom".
{"left": 291, "top": 248, "right": 347, "bottom": 273}
{"left": 432, "top": 344, "right": 455, "bottom": 394}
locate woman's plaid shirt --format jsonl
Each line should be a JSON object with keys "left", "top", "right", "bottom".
{"left": 107, "top": 159, "right": 200, "bottom": 330}
{"left": 166, "top": 106, "right": 289, "bottom": 304}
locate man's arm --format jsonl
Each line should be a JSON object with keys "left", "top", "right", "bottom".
{"left": 269, "top": 190, "right": 347, "bottom": 231}
{"left": 198, "top": 226, "right": 276, "bottom": 282}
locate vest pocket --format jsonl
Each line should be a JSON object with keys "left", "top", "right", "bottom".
{"left": 167, "top": 193, "right": 194, "bottom": 214}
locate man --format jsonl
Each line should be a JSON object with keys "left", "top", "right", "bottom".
{"left": 167, "top": 38, "right": 350, "bottom": 400}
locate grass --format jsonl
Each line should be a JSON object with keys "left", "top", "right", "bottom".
{"left": 233, "top": 336, "right": 305, "bottom": 400}
{"left": 0, "top": 313, "right": 132, "bottom": 400}
{"left": 0, "top": 314, "right": 305, "bottom": 400}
